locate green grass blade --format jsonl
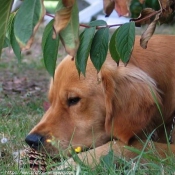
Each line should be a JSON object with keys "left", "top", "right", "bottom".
{"left": 150, "top": 87, "right": 171, "bottom": 149}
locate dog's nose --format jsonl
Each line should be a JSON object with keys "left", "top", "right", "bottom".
{"left": 25, "top": 133, "right": 44, "bottom": 150}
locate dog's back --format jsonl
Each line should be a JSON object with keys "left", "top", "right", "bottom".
{"left": 132, "top": 35, "right": 175, "bottom": 122}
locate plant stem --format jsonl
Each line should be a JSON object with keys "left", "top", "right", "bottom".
{"left": 132, "top": 10, "right": 161, "bottom": 24}
{"left": 45, "top": 13, "right": 123, "bottom": 28}
{"left": 46, "top": 9, "right": 161, "bottom": 29}
{"left": 46, "top": 13, "right": 55, "bottom": 18}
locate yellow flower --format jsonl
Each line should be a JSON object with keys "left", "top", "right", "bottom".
{"left": 46, "top": 139, "right": 52, "bottom": 143}
{"left": 75, "top": 146, "right": 81, "bottom": 153}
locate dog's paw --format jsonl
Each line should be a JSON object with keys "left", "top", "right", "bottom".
{"left": 56, "top": 157, "right": 78, "bottom": 170}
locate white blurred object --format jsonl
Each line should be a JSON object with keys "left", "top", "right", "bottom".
{"left": 79, "top": 0, "right": 129, "bottom": 24}
{"left": 12, "top": 0, "right": 129, "bottom": 26}
{"left": 97, "top": 11, "right": 130, "bottom": 26}
{"left": 79, "top": 0, "right": 103, "bottom": 23}
{"left": 11, "top": 0, "right": 23, "bottom": 12}
{"left": 44, "top": 0, "right": 103, "bottom": 24}
{"left": 1, "top": 137, "right": 8, "bottom": 144}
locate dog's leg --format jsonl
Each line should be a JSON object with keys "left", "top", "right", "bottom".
{"left": 57, "top": 140, "right": 175, "bottom": 170}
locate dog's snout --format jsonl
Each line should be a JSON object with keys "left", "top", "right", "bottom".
{"left": 25, "top": 133, "right": 44, "bottom": 150}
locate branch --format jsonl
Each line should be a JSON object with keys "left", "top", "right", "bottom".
{"left": 46, "top": 13, "right": 55, "bottom": 18}
{"left": 80, "top": 23, "right": 123, "bottom": 29}
{"left": 131, "top": 10, "right": 161, "bottom": 24}
{"left": 46, "top": 13, "right": 123, "bottom": 29}
{"left": 46, "top": 10, "right": 161, "bottom": 30}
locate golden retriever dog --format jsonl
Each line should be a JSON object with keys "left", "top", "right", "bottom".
{"left": 25, "top": 35, "right": 175, "bottom": 166}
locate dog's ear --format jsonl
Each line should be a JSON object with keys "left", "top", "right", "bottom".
{"left": 100, "top": 65, "right": 117, "bottom": 136}
{"left": 101, "top": 62, "right": 162, "bottom": 144}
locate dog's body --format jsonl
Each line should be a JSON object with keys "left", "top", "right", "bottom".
{"left": 26, "top": 35, "right": 175, "bottom": 165}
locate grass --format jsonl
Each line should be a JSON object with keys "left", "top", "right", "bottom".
{"left": 0, "top": 26, "right": 50, "bottom": 172}
{"left": 1, "top": 24, "right": 175, "bottom": 174}
{"left": 0, "top": 75, "right": 46, "bottom": 171}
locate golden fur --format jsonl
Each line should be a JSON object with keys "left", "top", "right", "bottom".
{"left": 27, "top": 35, "right": 175, "bottom": 164}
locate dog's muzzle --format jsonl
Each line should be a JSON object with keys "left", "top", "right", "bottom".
{"left": 25, "top": 133, "right": 44, "bottom": 150}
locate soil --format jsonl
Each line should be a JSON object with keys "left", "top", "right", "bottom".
{"left": 0, "top": 43, "right": 49, "bottom": 107}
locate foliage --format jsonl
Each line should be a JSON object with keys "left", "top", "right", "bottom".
{"left": 0, "top": 0, "right": 13, "bottom": 56}
{"left": 0, "top": 0, "right": 175, "bottom": 77}
{"left": 130, "top": 0, "right": 160, "bottom": 18}
{"left": 42, "top": 19, "right": 59, "bottom": 77}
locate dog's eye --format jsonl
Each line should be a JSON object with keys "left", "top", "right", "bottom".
{"left": 67, "top": 97, "right": 80, "bottom": 106}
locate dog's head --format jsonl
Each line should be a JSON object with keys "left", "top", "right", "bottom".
{"left": 25, "top": 55, "right": 111, "bottom": 155}
{"left": 25, "top": 54, "right": 160, "bottom": 156}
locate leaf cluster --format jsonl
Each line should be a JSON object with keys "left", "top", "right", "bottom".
{"left": 131, "top": 0, "right": 175, "bottom": 49}
{"left": 76, "top": 20, "right": 135, "bottom": 75}
{"left": 130, "top": 0, "right": 160, "bottom": 18}
{"left": 0, "top": 0, "right": 175, "bottom": 77}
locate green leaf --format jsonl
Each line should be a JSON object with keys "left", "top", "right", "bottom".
{"left": 59, "top": 1, "right": 79, "bottom": 57}
{"left": 7, "top": 13, "right": 16, "bottom": 36}
{"left": 14, "top": 0, "right": 45, "bottom": 46}
{"left": 3, "top": 37, "right": 10, "bottom": 48}
{"left": 89, "top": 20, "right": 107, "bottom": 27}
{"left": 42, "top": 19, "right": 59, "bottom": 77}
{"left": 90, "top": 27, "right": 109, "bottom": 71}
{"left": 75, "top": 27, "right": 96, "bottom": 75}
{"left": 109, "top": 28, "right": 120, "bottom": 64}
{"left": 10, "top": 17, "right": 22, "bottom": 61}
{"left": 42, "top": 20, "right": 53, "bottom": 49}
{"left": 0, "top": 0, "right": 13, "bottom": 57}
{"left": 100, "top": 150, "right": 115, "bottom": 169}
{"left": 116, "top": 22, "right": 135, "bottom": 64}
